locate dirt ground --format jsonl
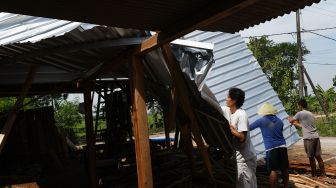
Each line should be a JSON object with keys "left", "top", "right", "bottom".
{"left": 287, "top": 137, "right": 336, "bottom": 187}
{"left": 288, "top": 137, "right": 336, "bottom": 169}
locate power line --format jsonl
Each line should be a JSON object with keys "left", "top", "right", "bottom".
{"left": 305, "top": 62, "right": 336, "bottom": 66}
{"left": 243, "top": 26, "right": 336, "bottom": 38}
{"left": 303, "top": 29, "right": 336, "bottom": 43}
{"left": 311, "top": 6, "right": 336, "bottom": 16}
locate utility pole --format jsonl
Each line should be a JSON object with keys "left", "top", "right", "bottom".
{"left": 296, "top": 10, "right": 304, "bottom": 99}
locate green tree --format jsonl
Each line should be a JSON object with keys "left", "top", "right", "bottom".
{"left": 333, "top": 75, "right": 336, "bottom": 87}
{"left": 32, "top": 93, "right": 68, "bottom": 110}
{"left": 0, "top": 97, "right": 16, "bottom": 112}
{"left": 316, "top": 85, "right": 336, "bottom": 112}
{"left": 248, "top": 36, "right": 310, "bottom": 114}
{"left": 54, "top": 99, "right": 82, "bottom": 142}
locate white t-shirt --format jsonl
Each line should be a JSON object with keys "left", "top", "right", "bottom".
{"left": 222, "top": 106, "right": 256, "bottom": 162}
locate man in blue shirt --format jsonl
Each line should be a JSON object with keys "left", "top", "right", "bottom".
{"left": 250, "top": 102, "right": 289, "bottom": 188}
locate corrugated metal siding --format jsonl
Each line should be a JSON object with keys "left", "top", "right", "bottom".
{"left": 184, "top": 31, "right": 299, "bottom": 159}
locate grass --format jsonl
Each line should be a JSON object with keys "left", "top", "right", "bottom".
{"left": 315, "top": 116, "right": 336, "bottom": 136}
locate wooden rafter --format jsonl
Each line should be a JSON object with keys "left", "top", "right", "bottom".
{"left": 161, "top": 44, "right": 213, "bottom": 178}
{"left": 130, "top": 55, "right": 153, "bottom": 188}
{"left": 0, "top": 66, "right": 36, "bottom": 154}
{"left": 139, "top": 0, "right": 258, "bottom": 54}
{"left": 79, "top": 55, "right": 131, "bottom": 87}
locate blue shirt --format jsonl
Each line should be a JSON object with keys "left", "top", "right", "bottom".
{"left": 250, "top": 115, "right": 286, "bottom": 150}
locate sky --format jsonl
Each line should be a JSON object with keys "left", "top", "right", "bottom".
{"left": 239, "top": 0, "right": 336, "bottom": 94}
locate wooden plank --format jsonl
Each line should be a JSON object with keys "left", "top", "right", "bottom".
{"left": 139, "top": 0, "right": 258, "bottom": 54}
{"left": 166, "top": 86, "right": 177, "bottom": 132}
{"left": 83, "top": 88, "right": 97, "bottom": 188}
{"left": 161, "top": 44, "right": 213, "bottom": 178}
{"left": 129, "top": 55, "right": 153, "bottom": 188}
{"left": 10, "top": 182, "right": 39, "bottom": 188}
{"left": 180, "top": 122, "right": 196, "bottom": 175}
{"left": 0, "top": 66, "right": 36, "bottom": 154}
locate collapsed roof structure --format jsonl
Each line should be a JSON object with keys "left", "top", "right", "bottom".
{"left": 0, "top": 0, "right": 321, "bottom": 187}
{"left": 184, "top": 31, "right": 300, "bottom": 159}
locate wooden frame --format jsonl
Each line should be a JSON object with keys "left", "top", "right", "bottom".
{"left": 130, "top": 55, "right": 153, "bottom": 188}
{"left": 0, "top": 66, "right": 36, "bottom": 154}
{"left": 161, "top": 44, "right": 213, "bottom": 178}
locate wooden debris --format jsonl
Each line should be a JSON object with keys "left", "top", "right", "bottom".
{"left": 6, "top": 182, "right": 39, "bottom": 188}
{"left": 289, "top": 174, "right": 329, "bottom": 188}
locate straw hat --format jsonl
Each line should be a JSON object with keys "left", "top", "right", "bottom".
{"left": 257, "top": 102, "right": 278, "bottom": 116}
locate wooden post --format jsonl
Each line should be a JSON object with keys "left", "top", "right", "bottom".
{"left": 164, "top": 86, "right": 177, "bottom": 150}
{"left": 83, "top": 88, "right": 97, "bottom": 188}
{"left": 296, "top": 10, "right": 304, "bottom": 99}
{"left": 0, "top": 66, "right": 36, "bottom": 154}
{"left": 161, "top": 44, "right": 213, "bottom": 178}
{"left": 130, "top": 55, "right": 153, "bottom": 188}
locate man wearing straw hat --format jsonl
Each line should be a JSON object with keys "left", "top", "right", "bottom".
{"left": 250, "top": 102, "right": 289, "bottom": 188}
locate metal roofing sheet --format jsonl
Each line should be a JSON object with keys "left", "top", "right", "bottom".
{"left": 0, "top": 13, "right": 147, "bottom": 86}
{"left": 0, "top": 0, "right": 320, "bottom": 33}
{"left": 184, "top": 31, "right": 300, "bottom": 159}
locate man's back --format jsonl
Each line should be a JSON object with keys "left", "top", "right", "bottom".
{"left": 293, "top": 110, "right": 319, "bottom": 139}
{"left": 250, "top": 115, "right": 286, "bottom": 150}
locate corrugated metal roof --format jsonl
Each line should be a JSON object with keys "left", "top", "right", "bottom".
{"left": 184, "top": 31, "right": 300, "bottom": 159}
{"left": 0, "top": 13, "right": 147, "bottom": 86}
{"left": 0, "top": 12, "right": 88, "bottom": 44}
{"left": 0, "top": 0, "right": 320, "bottom": 33}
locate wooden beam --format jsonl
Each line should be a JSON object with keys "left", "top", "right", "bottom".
{"left": 129, "top": 55, "right": 153, "bottom": 188}
{"left": 0, "top": 66, "right": 36, "bottom": 154}
{"left": 166, "top": 86, "right": 177, "bottom": 132}
{"left": 180, "top": 122, "right": 196, "bottom": 175}
{"left": 79, "top": 55, "right": 131, "bottom": 87}
{"left": 139, "top": 0, "right": 257, "bottom": 54}
{"left": 83, "top": 88, "right": 97, "bottom": 188}
{"left": 162, "top": 86, "right": 177, "bottom": 150}
{"left": 161, "top": 44, "right": 213, "bottom": 178}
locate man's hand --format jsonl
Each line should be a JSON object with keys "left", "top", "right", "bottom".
{"left": 287, "top": 116, "right": 294, "bottom": 123}
{"left": 287, "top": 117, "right": 302, "bottom": 128}
{"left": 229, "top": 124, "right": 246, "bottom": 142}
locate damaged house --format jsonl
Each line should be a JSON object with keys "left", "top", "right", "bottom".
{"left": 0, "top": 0, "right": 321, "bottom": 187}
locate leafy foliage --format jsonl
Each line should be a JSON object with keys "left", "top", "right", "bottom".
{"left": 54, "top": 98, "right": 83, "bottom": 142}
{"left": 314, "top": 85, "right": 336, "bottom": 113}
{"left": 0, "top": 97, "right": 16, "bottom": 112}
{"left": 147, "top": 98, "right": 164, "bottom": 133}
{"left": 248, "top": 36, "right": 310, "bottom": 114}
{"left": 333, "top": 75, "right": 336, "bottom": 87}
{"left": 32, "top": 93, "right": 69, "bottom": 110}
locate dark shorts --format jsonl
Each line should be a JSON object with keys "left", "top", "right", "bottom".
{"left": 266, "top": 147, "right": 289, "bottom": 173}
{"left": 304, "top": 138, "right": 322, "bottom": 158}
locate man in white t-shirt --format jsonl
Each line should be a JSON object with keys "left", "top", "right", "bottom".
{"left": 222, "top": 88, "right": 257, "bottom": 188}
